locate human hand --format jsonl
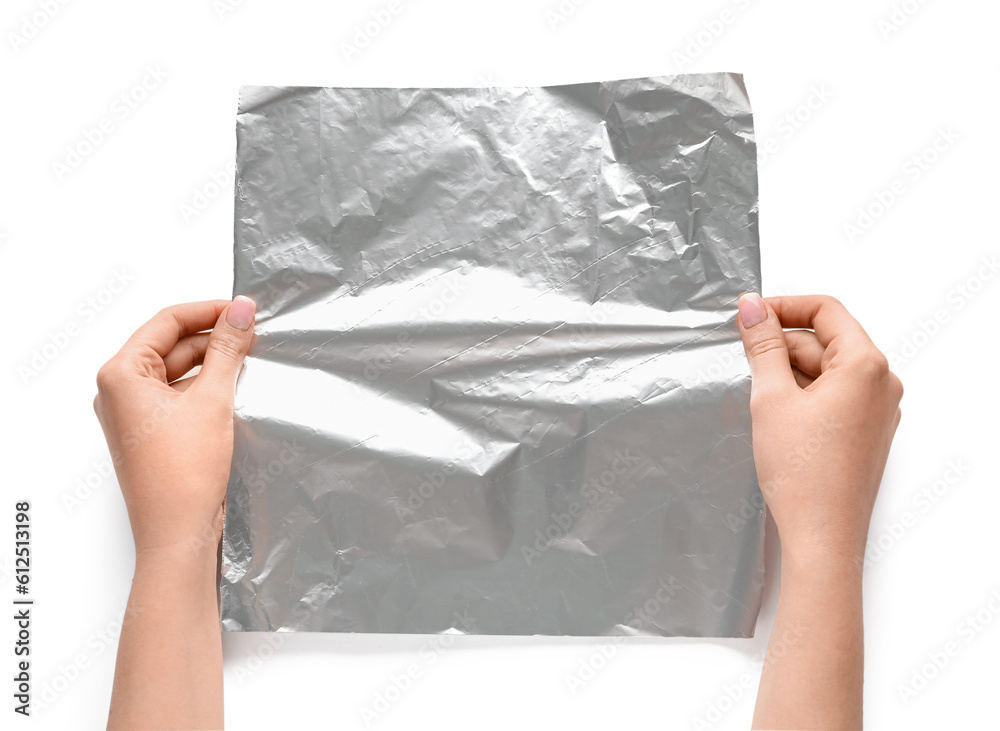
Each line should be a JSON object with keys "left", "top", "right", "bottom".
{"left": 737, "top": 293, "right": 903, "bottom": 569}
{"left": 93, "top": 298, "right": 256, "bottom": 560}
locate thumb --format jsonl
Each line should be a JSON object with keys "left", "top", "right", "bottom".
{"left": 195, "top": 295, "right": 256, "bottom": 398}
{"left": 737, "top": 293, "right": 795, "bottom": 397}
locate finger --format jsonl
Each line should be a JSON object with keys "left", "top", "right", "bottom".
{"left": 785, "top": 329, "right": 826, "bottom": 377}
{"left": 162, "top": 332, "right": 211, "bottom": 383}
{"left": 737, "top": 293, "right": 796, "bottom": 397}
{"left": 766, "top": 295, "right": 875, "bottom": 353}
{"left": 123, "top": 300, "right": 231, "bottom": 359}
{"left": 791, "top": 365, "right": 815, "bottom": 389}
{"left": 192, "top": 296, "right": 256, "bottom": 400}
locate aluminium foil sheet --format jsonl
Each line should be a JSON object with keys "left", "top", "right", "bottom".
{"left": 221, "top": 74, "right": 764, "bottom": 636}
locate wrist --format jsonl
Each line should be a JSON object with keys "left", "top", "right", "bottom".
{"left": 134, "top": 535, "right": 220, "bottom": 580}
{"left": 131, "top": 509, "right": 224, "bottom": 566}
{"left": 780, "top": 544, "right": 864, "bottom": 587}
{"left": 776, "top": 522, "right": 869, "bottom": 575}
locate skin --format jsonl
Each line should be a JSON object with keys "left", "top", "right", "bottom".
{"left": 94, "top": 297, "right": 256, "bottom": 731}
{"left": 738, "top": 294, "right": 903, "bottom": 730}
{"left": 94, "top": 293, "right": 900, "bottom": 730}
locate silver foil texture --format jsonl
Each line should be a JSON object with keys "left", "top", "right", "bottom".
{"left": 221, "top": 74, "right": 764, "bottom": 636}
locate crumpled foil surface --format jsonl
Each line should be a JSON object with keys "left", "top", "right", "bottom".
{"left": 221, "top": 74, "right": 764, "bottom": 636}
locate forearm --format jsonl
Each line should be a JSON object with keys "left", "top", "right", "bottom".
{"left": 752, "top": 550, "right": 865, "bottom": 730}
{"left": 107, "top": 545, "right": 224, "bottom": 730}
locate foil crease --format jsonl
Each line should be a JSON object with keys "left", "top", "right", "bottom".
{"left": 221, "top": 74, "right": 764, "bottom": 636}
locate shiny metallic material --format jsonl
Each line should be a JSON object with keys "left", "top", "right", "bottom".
{"left": 221, "top": 74, "right": 764, "bottom": 636}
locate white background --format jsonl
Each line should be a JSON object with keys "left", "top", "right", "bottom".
{"left": 2, "top": 0, "right": 997, "bottom": 729}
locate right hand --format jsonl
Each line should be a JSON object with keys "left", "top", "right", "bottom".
{"left": 736, "top": 294, "right": 903, "bottom": 568}
{"left": 93, "top": 298, "right": 257, "bottom": 560}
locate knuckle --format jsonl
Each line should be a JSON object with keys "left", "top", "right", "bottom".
{"left": 748, "top": 336, "right": 785, "bottom": 361}
{"left": 154, "top": 305, "right": 186, "bottom": 332}
{"left": 95, "top": 360, "right": 121, "bottom": 393}
{"left": 155, "top": 305, "right": 176, "bottom": 322}
{"left": 872, "top": 353, "right": 890, "bottom": 377}
{"left": 854, "top": 351, "right": 890, "bottom": 380}
{"left": 817, "top": 294, "right": 843, "bottom": 310}
{"left": 209, "top": 333, "right": 244, "bottom": 362}
{"left": 889, "top": 372, "right": 904, "bottom": 401}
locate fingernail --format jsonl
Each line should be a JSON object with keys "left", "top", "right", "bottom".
{"left": 738, "top": 293, "right": 767, "bottom": 329}
{"left": 227, "top": 296, "right": 256, "bottom": 331}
